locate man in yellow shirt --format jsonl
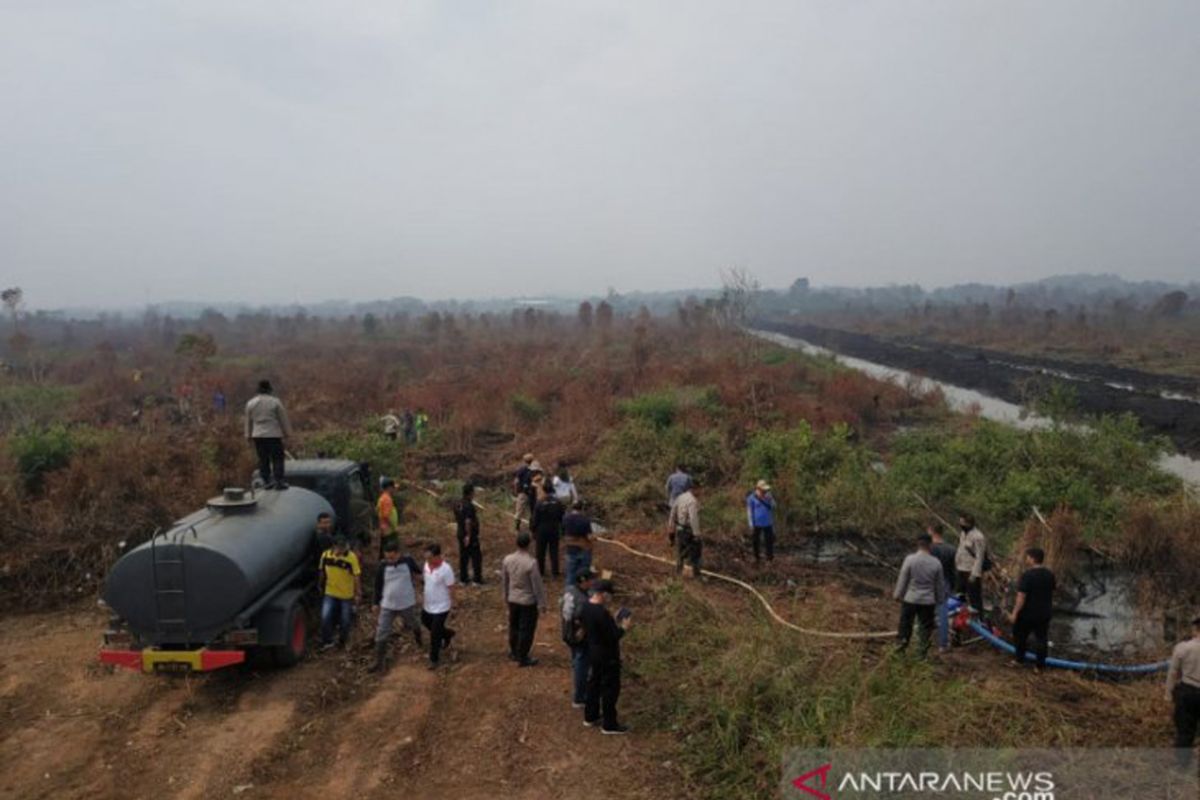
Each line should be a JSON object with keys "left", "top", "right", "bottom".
{"left": 319, "top": 536, "right": 361, "bottom": 650}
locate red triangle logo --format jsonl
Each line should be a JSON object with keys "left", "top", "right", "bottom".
{"left": 792, "top": 763, "right": 833, "bottom": 800}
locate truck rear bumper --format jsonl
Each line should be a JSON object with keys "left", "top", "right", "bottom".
{"left": 99, "top": 647, "right": 246, "bottom": 674}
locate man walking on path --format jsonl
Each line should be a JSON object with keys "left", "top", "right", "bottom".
{"left": 667, "top": 486, "right": 703, "bottom": 578}
{"left": 422, "top": 544, "right": 457, "bottom": 669}
{"left": 245, "top": 379, "right": 292, "bottom": 489}
{"left": 893, "top": 533, "right": 945, "bottom": 657}
{"left": 745, "top": 479, "right": 777, "bottom": 563}
{"left": 929, "top": 523, "right": 957, "bottom": 652}
{"left": 455, "top": 483, "right": 483, "bottom": 585}
{"left": 1166, "top": 614, "right": 1200, "bottom": 768}
{"left": 562, "top": 569, "right": 595, "bottom": 708}
{"left": 1007, "top": 547, "right": 1056, "bottom": 671}
{"left": 318, "top": 536, "right": 361, "bottom": 650}
{"left": 513, "top": 454, "right": 536, "bottom": 531}
{"left": 665, "top": 465, "right": 692, "bottom": 507}
{"left": 370, "top": 540, "right": 423, "bottom": 673}
{"left": 532, "top": 487, "right": 566, "bottom": 579}
{"left": 381, "top": 410, "right": 401, "bottom": 440}
{"left": 581, "top": 579, "right": 631, "bottom": 734}
{"left": 502, "top": 532, "right": 548, "bottom": 667}
{"left": 562, "top": 501, "right": 594, "bottom": 588}
{"left": 954, "top": 513, "right": 988, "bottom": 615}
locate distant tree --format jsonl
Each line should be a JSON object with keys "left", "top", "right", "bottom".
{"left": 577, "top": 301, "right": 593, "bottom": 329}
{"left": 1153, "top": 290, "right": 1188, "bottom": 317}
{"left": 362, "top": 313, "right": 380, "bottom": 338}
{"left": 717, "top": 266, "right": 760, "bottom": 328}
{"left": 175, "top": 332, "right": 217, "bottom": 369}
{"left": 2, "top": 287, "right": 23, "bottom": 333}
{"left": 789, "top": 277, "right": 810, "bottom": 296}
{"left": 595, "top": 301, "right": 614, "bottom": 331}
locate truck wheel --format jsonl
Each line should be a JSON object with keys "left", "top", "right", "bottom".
{"left": 271, "top": 602, "right": 308, "bottom": 668}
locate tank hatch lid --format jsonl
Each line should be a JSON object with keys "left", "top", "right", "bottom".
{"left": 207, "top": 487, "right": 258, "bottom": 511}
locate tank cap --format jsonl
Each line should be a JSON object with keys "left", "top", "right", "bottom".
{"left": 207, "top": 487, "right": 258, "bottom": 511}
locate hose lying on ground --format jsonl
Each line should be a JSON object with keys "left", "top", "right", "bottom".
{"left": 945, "top": 598, "right": 1170, "bottom": 674}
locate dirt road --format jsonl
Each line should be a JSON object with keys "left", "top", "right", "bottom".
{"left": 0, "top": 525, "right": 680, "bottom": 800}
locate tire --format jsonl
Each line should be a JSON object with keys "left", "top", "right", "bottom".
{"left": 271, "top": 601, "right": 308, "bottom": 668}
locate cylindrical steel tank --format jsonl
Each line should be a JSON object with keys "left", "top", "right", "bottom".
{"left": 103, "top": 487, "right": 333, "bottom": 645}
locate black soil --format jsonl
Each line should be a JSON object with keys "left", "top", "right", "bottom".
{"left": 756, "top": 320, "right": 1200, "bottom": 457}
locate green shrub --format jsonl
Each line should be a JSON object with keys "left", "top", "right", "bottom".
{"left": 303, "top": 427, "right": 407, "bottom": 482}
{"left": 510, "top": 393, "right": 547, "bottom": 424}
{"left": 0, "top": 384, "right": 78, "bottom": 429}
{"left": 617, "top": 391, "right": 678, "bottom": 430}
{"left": 9, "top": 425, "right": 78, "bottom": 492}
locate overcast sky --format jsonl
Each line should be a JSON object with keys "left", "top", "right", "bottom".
{"left": 2, "top": 1, "right": 1197, "bottom": 309}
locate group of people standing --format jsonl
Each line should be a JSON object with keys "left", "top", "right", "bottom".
{"left": 380, "top": 408, "right": 427, "bottom": 444}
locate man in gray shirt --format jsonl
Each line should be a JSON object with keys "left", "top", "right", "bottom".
{"left": 502, "top": 532, "right": 547, "bottom": 667}
{"left": 1166, "top": 613, "right": 1200, "bottom": 768}
{"left": 370, "top": 540, "right": 423, "bottom": 673}
{"left": 893, "top": 533, "right": 946, "bottom": 657}
{"left": 244, "top": 379, "right": 292, "bottom": 490}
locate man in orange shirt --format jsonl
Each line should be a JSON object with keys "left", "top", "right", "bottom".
{"left": 377, "top": 478, "right": 401, "bottom": 549}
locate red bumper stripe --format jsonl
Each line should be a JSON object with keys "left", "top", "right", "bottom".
{"left": 200, "top": 650, "right": 246, "bottom": 670}
{"left": 99, "top": 649, "right": 144, "bottom": 672}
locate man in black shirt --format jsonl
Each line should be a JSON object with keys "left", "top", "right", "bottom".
{"left": 1007, "top": 547, "right": 1056, "bottom": 670}
{"left": 928, "top": 523, "right": 957, "bottom": 652}
{"left": 531, "top": 489, "right": 566, "bottom": 579}
{"left": 454, "top": 483, "right": 483, "bottom": 585}
{"left": 581, "top": 579, "right": 630, "bottom": 734}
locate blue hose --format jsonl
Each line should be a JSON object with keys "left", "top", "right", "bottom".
{"left": 947, "top": 598, "right": 1169, "bottom": 674}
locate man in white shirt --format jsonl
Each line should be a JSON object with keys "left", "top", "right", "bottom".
{"left": 421, "top": 543, "right": 457, "bottom": 669}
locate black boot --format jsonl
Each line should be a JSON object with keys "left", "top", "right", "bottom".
{"left": 368, "top": 641, "right": 388, "bottom": 673}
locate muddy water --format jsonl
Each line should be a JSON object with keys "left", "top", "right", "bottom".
{"left": 754, "top": 328, "right": 1192, "bottom": 660}
{"left": 752, "top": 329, "right": 1200, "bottom": 488}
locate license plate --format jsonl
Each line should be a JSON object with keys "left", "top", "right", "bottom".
{"left": 153, "top": 661, "right": 193, "bottom": 674}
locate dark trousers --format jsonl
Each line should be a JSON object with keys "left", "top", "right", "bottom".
{"left": 536, "top": 532, "right": 560, "bottom": 578}
{"left": 675, "top": 528, "right": 702, "bottom": 575}
{"left": 253, "top": 437, "right": 285, "bottom": 484}
{"left": 752, "top": 525, "right": 775, "bottom": 562}
{"left": 458, "top": 537, "right": 482, "bottom": 584}
{"left": 1174, "top": 684, "right": 1200, "bottom": 763}
{"left": 956, "top": 570, "right": 984, "bottom": 615}
{"left": 585, "top": 659, "right": 621, "bottom": 730}
{"left": 897, "top": 602, "right": 935, "bottom": 656}
{"left": 507, "top": 602, "right": 539, "bottom": 663}
{"left": 1013, "top": 615, "right": 1051, "bottom": 668}
{"left": 420, "top": 610, "right": 454, "bottom": 664}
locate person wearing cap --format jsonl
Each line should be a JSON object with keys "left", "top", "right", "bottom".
{"left": 581, "top": 579, "right": 630, "bottom": 734}
{"left": 892, "top": 532, "right": 945, "bottom": 658}
{"left": 244, "top": 379, "right": 292, "bottom": 490}
{"left": 561, "top": 568, "right": 596, "bottom": 708}
{"left": 318, "top": 536, "right": 361, "bottom": 650}
{"left": 666, "top": 485, "right": 703, "bottom": 579}
{"left": 455, "top": 483, "right": 484, "bottom": 585}
{"left": 377, "top": 478, "right": 401, "bottom": 548}
{"left": 1166, "top": 614, "right": 1200, "bottom": 767}
{"left": 512, "top": 454, "right": 536, "bottom": 531}
{"left": 370, "top": 540, "right": 423, "bottom": 673}
{"left": 746, "top": 479, "right": 777, "bottom": 564}
{"left": 502, "top": 531, "right": 548, "bottom": 667}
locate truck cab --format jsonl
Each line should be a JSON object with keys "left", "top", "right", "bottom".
{"left": 268, "top": 459, "right": 377, "bottom": 548}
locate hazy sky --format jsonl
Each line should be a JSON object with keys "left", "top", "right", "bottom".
{"left": 2, "top": 1, "right": 1198, "bottom": 309}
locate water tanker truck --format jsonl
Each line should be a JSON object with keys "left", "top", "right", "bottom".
{"left": 99, "top": 459, "right": 375, "bottom": 674}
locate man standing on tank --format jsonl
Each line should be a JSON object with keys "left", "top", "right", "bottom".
{"left": 245, "top": 379, "right": 292, "bottom": 490}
